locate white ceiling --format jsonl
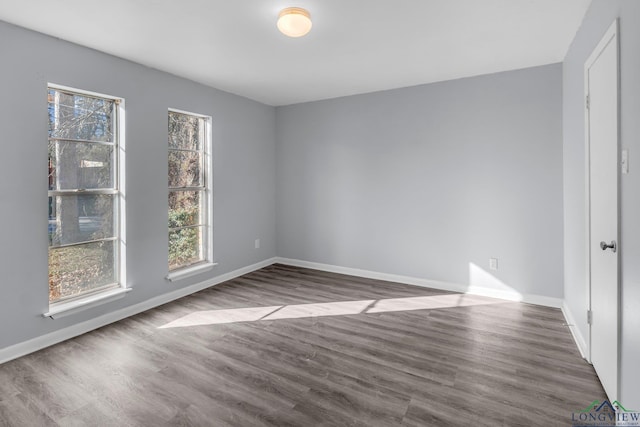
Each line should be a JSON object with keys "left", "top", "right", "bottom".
{"left": 0, "top": 0, "right": 591, "bottom": 106}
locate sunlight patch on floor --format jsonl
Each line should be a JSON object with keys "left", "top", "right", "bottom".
{"left": 158, "top": 305, "right": 281, "bottom": 328}
{"left": 158, "top": 293, "right": 508, "bottom": 329}
{"left": 366, "top": 293, "right": 503, "bottom": 313}
{"left": 264, "top": 299, "right": 375, "bottom": 320}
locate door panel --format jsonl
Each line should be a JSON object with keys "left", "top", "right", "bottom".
{"left": 586, "top": 20, "right": 619, "bottom": 401}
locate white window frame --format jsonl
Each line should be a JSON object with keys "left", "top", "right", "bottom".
{"left": 166, "top": 108, "right": 215, "bottom": 281}
{"left": 44, "top": 83, "right": 128, "bottom": 319}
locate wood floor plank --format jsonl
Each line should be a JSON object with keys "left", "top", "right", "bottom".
{"left": 0, "top": 264, "right": 605, "bottom": 426}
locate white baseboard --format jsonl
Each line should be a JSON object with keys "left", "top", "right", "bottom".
{"left": 1, "top": 256, "right": 572, "bottom": 365}
{"left": 561, "top": 301, "right": 589, "bottom": 360}
{"left": 275, "top": 257, "right": 563, "bottom": 308}
{"left": 0, "top": 257, "right": 278, "bottom": 365}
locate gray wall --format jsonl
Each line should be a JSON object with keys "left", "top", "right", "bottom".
{"left": 276, "top": 64, "right": 564, "bottom": 300}
{"left": 0, "top": 21, "right": 276, "bottom": 349}
{"left": 563, "top": 0, "right": 640, "bottom": 407}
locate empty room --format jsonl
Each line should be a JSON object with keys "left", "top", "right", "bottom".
{"left": 0, "top": 0, "right": 639, "bottom": 425}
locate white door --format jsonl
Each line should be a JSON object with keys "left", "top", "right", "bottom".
{"left": 585, "top": 20, "right": 619, "bottom": 401}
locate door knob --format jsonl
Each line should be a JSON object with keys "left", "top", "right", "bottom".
{"left": 600, "top": 240, "right": 617, "bottom": 253}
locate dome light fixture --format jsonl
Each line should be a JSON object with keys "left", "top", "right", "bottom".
{"left": 277, "top": 7, "right": 312, "bottom": 38}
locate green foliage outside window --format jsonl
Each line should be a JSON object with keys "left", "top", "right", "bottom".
{"left": 168, "top": 206, "right": 201, "bottom": 270}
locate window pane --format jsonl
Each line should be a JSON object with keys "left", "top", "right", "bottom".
{"left": 48, "top": 89, "right": 114, "bottom": 142}
{"left": 49, "top": 194, "right": 115, "bottom": 246}
{"left": 169, "top": 191, "right": 201, "bottom": 228}
{"left": 169, "top": 226, "right": 203, "bottom": 270}
{"left": 48, "top": 140, "right": 114, "bottom": 190}
{"left": 168, "top": 109, "right": 208, "bottom": 272}
{"left": 168, "top": 112, "right": 201, "bottom": 150}
{"left": 49, "top": 240, "right": 116, "bottom": 302}
{"left": 168, "top": 150, "right": 202, "bottom": 188}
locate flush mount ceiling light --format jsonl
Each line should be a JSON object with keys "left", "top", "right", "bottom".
{"left": 277, "top": 7, "right": 312, "bottom": 38}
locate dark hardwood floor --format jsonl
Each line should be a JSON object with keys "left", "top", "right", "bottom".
{"left": 0, "top": 264, "right": 605, "bottom": 426}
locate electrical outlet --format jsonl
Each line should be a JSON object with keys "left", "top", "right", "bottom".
{"left": 489, "top": 258, "right": 498, "bottom": 270}
{"left": 254, "top": 239, "right": 260, "bottom": 249}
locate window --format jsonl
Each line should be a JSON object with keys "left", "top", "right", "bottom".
{"left": 168, "top": 110, "right": 212, "bottom": 273}
{"left": 48, "top": 85, "right": 124, "bottom": 305}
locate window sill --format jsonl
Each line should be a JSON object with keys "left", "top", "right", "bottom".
{"left": 166, "top": 262, "right": 217, "bottom": 282}
{"left": 44, "top": 287, "right": 131, "bottom": 319}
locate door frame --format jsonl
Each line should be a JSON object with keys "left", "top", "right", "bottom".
{"left": 583, "top": 18, "right": 620, "bottom": 394}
